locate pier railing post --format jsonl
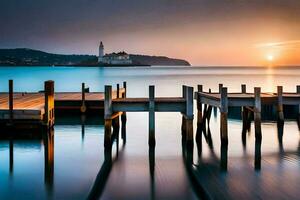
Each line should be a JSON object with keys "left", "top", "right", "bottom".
{"left": 220, "top": 87, "right": 228, "bottom": 170}
{"left": 121, "top": 82, "right": 127, "bottom": 143}
{"left": 44, "top": 80, "right": 55, "bottom": 128}
{"left": 254, "top": 87, "right": 262, "bottom": 141}
{"left": 9, "top": 80, "right": 13, "bottom": 124}
{"left": 297, "top": 85, "right": 300, "bottom": 129}
{"left": 104, "top": 85, "right": 113, "bottom": 148}
{"left": 185, "top": 86, "right": 194, "bottom": 149}
{"left": 149, "top": 85, "right": 156, "bottom": 147}
{"left": 241, "top": 84, "right": 248, "bottom": 134}
{"left": 81, "top": 83, "right": 86, "bottom": 113}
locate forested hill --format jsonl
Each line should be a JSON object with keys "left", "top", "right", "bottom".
{"left": 0, "top": 48, "right": 190, "bottom": 66}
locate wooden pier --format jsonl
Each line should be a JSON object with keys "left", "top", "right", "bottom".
{"left": 0, "top": 80, "right": 126, "bottom": 132}
{"left": 195, "top": 83, "right": 300, "bottom": 170}
{"left": 0, "top": 80, "right": 55, "bottom": 131}
{"left": 103, "top": 85, "right": 194, "bottom": 149}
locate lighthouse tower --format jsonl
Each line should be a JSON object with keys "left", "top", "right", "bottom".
{"left": 98, "top": 41, "right": 104, "bottom": 63}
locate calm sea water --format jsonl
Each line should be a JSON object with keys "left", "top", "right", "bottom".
{"left": 0, "top": 66, "right": 300, "bottom": 199}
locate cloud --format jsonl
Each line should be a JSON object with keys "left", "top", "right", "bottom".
{"left": 255, "top": 40, "right": 300, "bottom": 50}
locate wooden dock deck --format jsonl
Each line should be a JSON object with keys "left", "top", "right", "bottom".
{"left": 0, "top": 80, "right": 126, "bottom": 131}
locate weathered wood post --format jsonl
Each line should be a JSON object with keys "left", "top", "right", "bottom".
{"left": 149, "top": 85, "right": 156, "bottom": 147}
{"left": 121, "top": 82, "right": 127, "bottom": 142}
{"left": 9, "top": 80, "right": 13, "bottom": 124}
{"left": 181, "top": 85, "right": 187, "bottom": 139}
{"left": 254, "top": 89, "right": 262, "bottom": 170}
{"left": 44, "top": 80, "right": 55, "bottom": 128}
{"left": 241, "top": 84, "right": 246, "bottom": 93}
{"left": 81, "top": 83, "right": 87, "bottom": 113}
{"left": 297, "top": 85, "right": 300, "bottom": 129}
{"left": 117, "top": 84, "right": 120, "bottom": 98}
{"left": 254, "top": 87, "right": 262, "bottom": 141}
{"left": 104, "top": 85, "right": 113, "bottom": 148}
{"left": 277, "top": 86, "right": 284, "bottom": 125}
{"left": 241, "top": 84, "right": 248, "bottom": 143}
{"left": 219, "top": 84, "right": 223, "bottom": 93}
{"left": 185, "top": 86, "right": 194, "bottom": 149}
{"left": 220, "top": 87, "right": 228, "bottom": 170}
{"left": 196, "top": 85, "right": 203, "bottom": 148}
{"left": 220, "top": 87, "right": 228, "bottom": 145}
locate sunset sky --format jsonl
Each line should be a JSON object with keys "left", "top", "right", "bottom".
{"left": 1, "top": 0, "right": 300, "bottom": 66}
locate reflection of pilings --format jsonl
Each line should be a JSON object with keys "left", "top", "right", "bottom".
{"left": 254, "top": 138, "right": 262, "bottom": 170}
{"left": 81, "top": 115, "right": 86, "bottom": 143}
{"left": 9, "top": 139, "right": 13, "bottom": 174}
{"left": 87, "top": 148, "right": 113, "bottom": 200}
{"left": 149, "top": 147, "right": 155, "bottom": 200}
{"left": 44, "top": 129, "right": 54, "bottom": 193}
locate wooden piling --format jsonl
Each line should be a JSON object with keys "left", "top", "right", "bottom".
{"left": 149, "top": 85, "right": 156, "bottom": 147}
{"left": 197, "top": 85, "right": 203, "bottom": 125}
{"left": 196, "top": 85, "right": 203, "bottom": 146}
{"left": 219, "top": 84, "right": 223, "bottom": 93}
{"left": 9, "top": 80, "right": 13, "bottom": 123}
{"left": 277, "top": 86, "right": 284, "bottom": 125}
{"left": 241, "top": 84, "right": 246, "bottom": 93}
{"left": 104, "top": 85, "right": 113, "bottom": 148}
{"left": 121, "top": 82, "right": 127, "bottom": 142}
{"left": 117, "top": 84, "right": 120, "bottom": 98}
{"left": 81, "top": 83, "right": 87, "bottom": 113}
{"left": 297, "top": 85, "right": 300, "bottom": 129}
{"left": 44, "top": 80, "right": 55, "bottom": 128}
{"left": 185, "top": 86, "right": 194, "bottom": 148}
{"left": 220, "top": 87, "right": 228, "bottom": 145}
{"left": 254, "top": 87, "right": 262, "bottom": 140}
{"left": 181, "top": 85, "right": 187, "bottom": 138}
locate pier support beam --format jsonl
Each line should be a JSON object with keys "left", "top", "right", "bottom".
{"left": 297, "top": 85, "right": 300, "bottom": 130}
{"left": 149, "top": 85, "right": 156, "bottom": 147}
{"left": 181, "top": 86, "right": 187, "bottom": 139}
{"left": 254, "top": 87, "right": 262, "bottom": 141}
{"left": 241, "top": 84, "right": 247, "bottom": 147}
{"left": 9, "top": 80, "right": 13, "bottom": 124}
{"left": 220, "top": 87, "right": 228, "bottom": 171}
{"left": 196, "top": 85, "right": 203, "bottom": 151}
{"left": 121, "top": 82, "right": 127, "bottom": 143}
{"left": 104, "top": 85, "right": 113, "bottom": 149}
{"left": 277, "top": 86, "right": 284, "bottom": 125}
{"left": 185, "top": 86, "right": 194, "bottom": 149}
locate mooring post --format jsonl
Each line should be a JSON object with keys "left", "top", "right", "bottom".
{"left": 104, "top": 85, "right": 113, "bottom": 148}
{"left": 81, "top": 83, "right": 86, "bottom": 113}
{"left": 297, "top": 85, "right": 300, "bottom": 129}
{"left": 185, "top": 86, "right": 194, "bottom": 149}
{"left": 254, "top": 87, "right": 262, "bottom": 141}
{"left": 44, "top": 80, "right": 55, "bottom": 128}
{"left": 9, "top": 80, "right": 13, "bottom": 124}
{"left": 149, "top": 85, "right": 156, "bottom": 147}
{"left": 181, "top": 85, "right": 187, "bottom": 139}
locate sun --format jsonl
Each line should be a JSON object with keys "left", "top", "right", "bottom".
{"left": 267, "top": 54, "right": 274, "bottom": 62}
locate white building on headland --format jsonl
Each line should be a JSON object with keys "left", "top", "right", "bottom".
{"left": 98, "top": 41, "right": 132, "bottom": 65}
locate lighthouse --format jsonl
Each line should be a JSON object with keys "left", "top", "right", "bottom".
{"left": 98, "top": 41, "right": 104, "bottom": 63}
